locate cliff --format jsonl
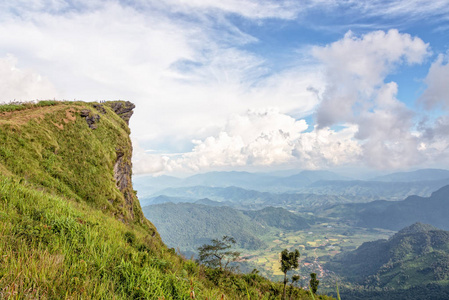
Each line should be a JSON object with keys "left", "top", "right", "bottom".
{"left": 0, "top": 100, "right": 147, "bottom": 224}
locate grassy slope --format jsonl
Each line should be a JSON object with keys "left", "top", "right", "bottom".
{"left": 0, "top": 101, "right": 330, "bottom": 299}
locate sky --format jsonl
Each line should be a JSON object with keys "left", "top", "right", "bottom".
{"left": 1, "top": 0, "right": 449, "bottom": 176}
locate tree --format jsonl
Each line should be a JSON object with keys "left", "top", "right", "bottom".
{"left": 280, "top": 249, "right": 300, "bottom": 300}
{"left": 309, "top": 273, "right": 319, "bottom": 294}
{"left": 197, "top": 236, "right": 240, "bottom": 272}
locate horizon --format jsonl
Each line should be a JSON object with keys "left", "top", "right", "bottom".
{"left": 1, "top": 1, "right": 449, "bottom": 175}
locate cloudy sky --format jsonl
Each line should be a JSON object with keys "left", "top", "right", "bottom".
{"left": 1, "top": 0, "right": 449, "bottom": 176}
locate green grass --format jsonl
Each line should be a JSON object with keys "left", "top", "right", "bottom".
{"left": 0, "top": 101, "right": 332, "bottom": 299}
{"left": 0, "top": 100, "right": 59, "bottom": 113}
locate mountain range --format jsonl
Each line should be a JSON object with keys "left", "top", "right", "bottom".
{"left": 322, "top": 185, "right": 449, "bottom": 230}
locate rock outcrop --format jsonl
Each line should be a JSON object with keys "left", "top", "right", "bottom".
{"left": 106, "top": 101, "right": 135, "bottom": 124}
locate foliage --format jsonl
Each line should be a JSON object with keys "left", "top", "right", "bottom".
{"left": 198, "top": 235, "right": 240, "bottom": 271}
{"left": 310, "top": 273, "right": 320, "bottom": 294}
{"left": 280, "top": 249, "right": 300, "bottom": 299}
{"left": 143, "top": 202, "right": 267, "bottom": 251}
{"left": 326, "top": 222, "right": 449, "bottom": 291}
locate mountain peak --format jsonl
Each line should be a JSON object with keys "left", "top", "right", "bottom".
{"left": 397, "top": 222, "right": 439, "bottom": 235}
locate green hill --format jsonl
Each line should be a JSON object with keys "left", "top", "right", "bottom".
{"left": 327, "top": 223, "right": 449, "bottom": 297}
{"left": 143, "top": 203, "right": 310, "bottom": 253}
{"left": 0, "top": 100, "right": 328, "bottom": 299}
{"left": 143, "top": 202, "right": 267, "bottom": 252}
{"left": 242, "top": 206, "right": 310, "bottom": 231}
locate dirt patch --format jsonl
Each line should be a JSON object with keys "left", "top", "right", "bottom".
{"left": 0, "top": 105, "right": 79, "bottom": 126}
{"left": 52, "top": 122, "right": 64, "bottom": 130}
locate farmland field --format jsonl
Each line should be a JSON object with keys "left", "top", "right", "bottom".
{"left": 238, "top": 218, "right": 394, "bottom": 287}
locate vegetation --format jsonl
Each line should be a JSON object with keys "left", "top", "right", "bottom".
{"left": 0, "top": 100, "right": 331, "bottom": 299}
{"left": 310, "top": 273, "right": 320, "bottom": 294}
{"left": 326, "top": 222, "right": 449, "bottom": 294}
{"left": 198, "top": 236, "right": 240, "bottom": 272}
{"left": 280, "top": 249, "right": 300, "bottom": 299}
{"left": 142, "top": 202, "right": 267, "bottom": 251}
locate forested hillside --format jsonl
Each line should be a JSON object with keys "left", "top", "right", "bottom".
{"left": 327, "top": 223, "right": 449, "bottom": 299}
{"left": 142, "top": 203, "right": 309, "bottom": 253}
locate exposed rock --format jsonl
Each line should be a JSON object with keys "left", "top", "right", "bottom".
{"left": 106, "top": 101, "right": 135, "bottom": 124}
{"left": 93, "top": 104, "right": 107, "bottom": 114}
{"left": 113, "top": 147, "right": 135, "bottom": 220}
{"left": 80, "top": 109, "right": 101, "bottom": 129}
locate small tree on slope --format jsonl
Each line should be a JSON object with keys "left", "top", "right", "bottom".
{"left": 280, "top": 249, "right": 300, "bottom": 300}
{"left": 197, "top": 235, "right": 240, "bottom": 272}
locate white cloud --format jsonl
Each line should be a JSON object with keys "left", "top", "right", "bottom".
{"left": 159, "top": 0, "right": 303, "bottom": 20}
{"left": 133, "top": 109, "right": 363, "bottom": 174}
{"left": 312, "top": 29, "right": 430, "bottom": 169}
{"left": 419, "top": 54, "right": 449, "bottom": 110}
{"left": 0, "top": 54, "right": 58, "bottom": 102}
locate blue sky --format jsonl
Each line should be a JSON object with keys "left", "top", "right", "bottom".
{"left": 1, "top": 0, "right": 449, "bottom": 175}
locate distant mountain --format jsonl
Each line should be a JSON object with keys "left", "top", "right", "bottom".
{"left": 242, "top": 206, "right": 309, "bottom": 230}
{"left": 133, "top": 175, "right": 183, "bottom": 196}
{"left": 325, "top": 185, "right": 449, "bottom": 230}
{"left": 306, "top": 179, "right": 449, "bottom": 200}
{"left": 372, "top": 168, "right": 449, "bottom": 182}
{"left": 144, "top": 185, "right": 360, "bottom": 210}
{"left": 183, "top": 171, "right": 279, "bottom": 189}
{"left": 281, "top": 170, "right": 351, "bottom": 187}
{"left": 327, "top": 223, "right": 449, "bottom": 291}
{"left": 139, "top": 194, "right": 196, "bottom": 206}
{"left": 134, "top": 170, "right": 353, "bottom": 195}
{"left": 142, "top": 203, "right": 309, "bottom": 252}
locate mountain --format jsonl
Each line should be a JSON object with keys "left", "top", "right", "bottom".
{"left": 142, "top": 203, "right": 309, "bottom": 252}
{"left": 324, "top": 185, "right": 449, "bottom": 230}
{"left": 372, "top": 168, "right": 449, "bottom": 182}
{"left": 143, "top": 185, "right": 360, "bottom": 210}
{"left": 327, "top": 223, "right": 449, "bottom": 298}
{"left": 142, "top": 202, "right": 268, "bottom": 252}
{"left": 306, "top": 179, "right": 449, "bottom": 200}
{"left": 133, "top": 170, "right": 352, "bottom": 194}
{"left": 281, "top": 170, "right": 351, "bottom": 187}
{"left": 242, "top": 206, "right": 310, "bottom": 231}
{"left": 0, "top": 101, "right": 321, "bottom": 299}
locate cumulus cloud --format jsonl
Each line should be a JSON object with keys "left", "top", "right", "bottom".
{"left": 0, "top": 55, "right": 58, "bottom": 102}
{"left": 419, "top": 54, "right": 449, "bottom": 110}
{"left": 312, "top": 29, "right": 429, "bottom": 169}
{"left": 133, "top": 109, "right": 362, "bottom": 174}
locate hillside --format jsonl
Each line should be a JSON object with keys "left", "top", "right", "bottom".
{"left": 0, "top": 101, "right": 327, "bottom": 299}
{"left": 142, "top": 203, "right": 310, "bottom": 253}
{"left": 142, "top": 202, "right": 267, "bottom": 252}
{"left": 327, "top": 223, "right": 449, "bottom": 297}
{"left": 323, "top": 185, "right": 449, "bottom": 230}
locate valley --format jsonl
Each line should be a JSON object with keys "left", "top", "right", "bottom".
{"left": 137, "top": 169, "right": 449, "bottom": 298}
